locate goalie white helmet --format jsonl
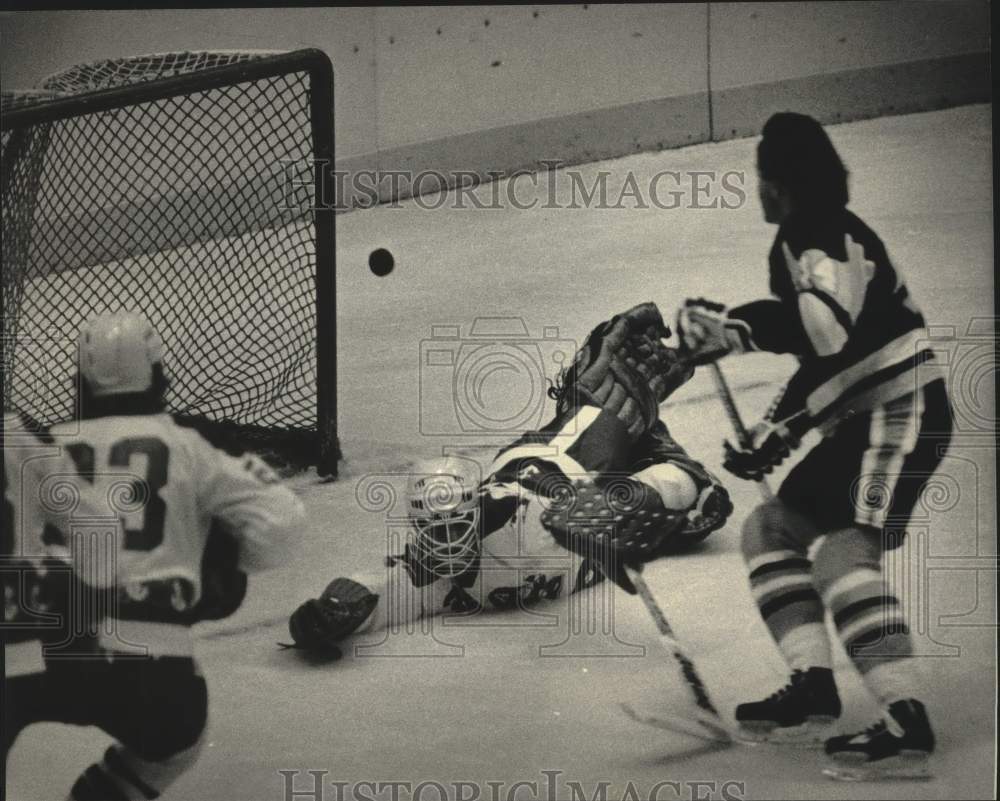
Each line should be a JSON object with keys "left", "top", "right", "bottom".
{"left": 78, "top": 311, "right": 164, "bottom": 396}
{"left": 406, "top": 456, "right": 482, "bottom": 577}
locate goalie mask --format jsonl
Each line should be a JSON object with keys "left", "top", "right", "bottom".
{"left": 406, "top": 457, "right": 482, "bottom": 578}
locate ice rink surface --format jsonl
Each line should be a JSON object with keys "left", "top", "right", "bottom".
{"left": 8, "top": 105, "right": 996, "bottom": 800}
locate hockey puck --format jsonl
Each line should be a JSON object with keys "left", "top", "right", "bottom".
{"left": 368, "top": 248, "right": 395, "bottom": 277}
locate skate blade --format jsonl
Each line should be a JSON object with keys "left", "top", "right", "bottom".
{"left": 736, "top": 718, "right": 835, "bottom": 749}
{"left": 822, "top": 753, "right": 932, "bottom": 782}
{"left": 619, "top": 703, "right": 733, "bottom": 745}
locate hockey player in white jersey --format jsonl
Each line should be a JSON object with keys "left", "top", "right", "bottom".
{"left": 286, "top": 303, "right": 732, "bottom": 656}
{"left": 2, "top": 311, "right": 305, "bottom": 801}
{"left": 2, "top": 410, "right": 80, "bottom": 677}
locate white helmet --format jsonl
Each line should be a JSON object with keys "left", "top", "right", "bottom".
{"left": 78, "top": 311, "right": 164, "bottom": 396}
{"left": 406, "top": 456, "right": 482, "bottom": 577}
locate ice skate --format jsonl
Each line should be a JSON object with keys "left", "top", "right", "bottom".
{"left": 735, "top": 668, "right": 841, "bottom": 746}
{"left": 822, "top": 699, "right": 934, "bottom": 781}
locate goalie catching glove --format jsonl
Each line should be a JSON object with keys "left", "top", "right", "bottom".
{"left": 285, "top": 577, "right": 379, "bottom": 657}
{"left": 550, "top": 302, "right": 694, "bottom": 440}
{"left": 676, "top": 298, "right": 759, "bottom": 365}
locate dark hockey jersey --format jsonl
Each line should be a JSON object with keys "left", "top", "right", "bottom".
{"left": 730, "top": 209, "right": 946, "bottom": 430}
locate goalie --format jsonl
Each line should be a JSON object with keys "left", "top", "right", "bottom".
{"left": 287, "top": 303, "right": 732, "bottom": 655}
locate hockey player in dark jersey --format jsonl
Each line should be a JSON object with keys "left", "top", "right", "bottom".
{"left": 287, "top": 303, "right": 732, "bottom": 655}
{"left": 677, "top": 113, "right": 952, "bottom": 779}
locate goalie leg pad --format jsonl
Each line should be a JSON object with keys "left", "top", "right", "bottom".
{"left": 539, "top": 477, "right": 686, "bottom": 562}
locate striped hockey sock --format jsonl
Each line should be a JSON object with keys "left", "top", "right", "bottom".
{"left": 748, "top": 550, "right": 832, "bottom": 670}
{"left": 822, "top": 567, "right": 913, "bottom": 689}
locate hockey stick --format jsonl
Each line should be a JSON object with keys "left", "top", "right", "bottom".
{"left": 709, "top": 362, "right": 774, "bottom": 501}
{"left": 620, "top": 564, "right": 732, "bottom": 744}
{"left": 617, "top": 363, "right": 776, "bottom": 743}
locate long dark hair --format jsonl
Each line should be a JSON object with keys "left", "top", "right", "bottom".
{"left": 757, "top": 112, "right": 849, "bottom": 213}
{"left": 78, "top": 363, "right": 171, "bottom": 419}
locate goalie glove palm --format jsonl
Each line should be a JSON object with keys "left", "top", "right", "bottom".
{"left": 554, "top": 302, "right": 694, "bottom": 440}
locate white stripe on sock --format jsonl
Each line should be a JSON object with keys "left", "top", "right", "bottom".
{"left": 821, "top": 568, "right": 883, "bottom": 608}
{"left": 839, "top": 608, "right": 906, "bottom": 646}
{"left": 746, "top": 549, "right": 803, "bottom": 574}
{"left": 751, "top": 573, "right": 816, "bottom": 602}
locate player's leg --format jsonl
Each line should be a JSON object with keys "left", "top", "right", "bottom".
{"left": 811, "top": 525, "right": 933, "bottom": 778}
{"left": 817, "top": 381, "right": 952, "bottom": 780}
{"left": 628, "top": 420, "right": 733, "bottom": 552}
{"left": 735, "top": 494, "right": 840, "bottom": 743}
{"left": 66, "top": 656, "right": 208, "bottom": 801}
{"left": 732, "top": 414, "right": 882, "bottom": 743}
{"left": 3, "top": 560, "right": 89, "bottom": 760}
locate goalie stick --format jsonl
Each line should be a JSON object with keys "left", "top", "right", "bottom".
{"left": 620, "top": 564, "right": 732, "bottom": 744}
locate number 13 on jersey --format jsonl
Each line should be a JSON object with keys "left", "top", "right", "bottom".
{"left": 65, "top": 437, "right": 169, "bottom": 552}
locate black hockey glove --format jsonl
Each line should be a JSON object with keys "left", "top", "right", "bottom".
{"left": 189, "top": 520, "right": 247, "bottom": 622}
{"left": 551, "top": 302, "right": 694, "bottom": 441}
{"left": 285, "top": 578, "right": 379, "bottom": 658}
{"left": 722, "top": 413, "right": 809, "bottom": 481}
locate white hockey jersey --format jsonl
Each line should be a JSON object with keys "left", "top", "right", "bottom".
{"left": 3, "top": 412, "right": 66, "bottom": 560}
{"left": 41, "top": 413, "right": 305, "bottom": 655}
{"left": 3, "top": 411, "right": 80, "bottom": 674}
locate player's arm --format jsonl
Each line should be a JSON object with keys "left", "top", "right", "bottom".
{"left": 721, "top": 236, "right": 880, "bottom": 480}
{"left": 779, "top": 236, "right": 875, "bottom": 358}
{"left": 197, "top": 445, "right": 306, "bottom": 572}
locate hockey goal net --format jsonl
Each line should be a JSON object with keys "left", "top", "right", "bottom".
{"left": 1, "top": 49, "right": 339, "bottom": 476}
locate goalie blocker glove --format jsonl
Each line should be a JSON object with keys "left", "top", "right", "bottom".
{"left": 676, "top": 298, "right": 760, "bottom": 365}
{"left": 285, "top": 577, "right": 379, "bottom": 657}
{"left": 551, "top": 302, "right": 694, "bottom": 440}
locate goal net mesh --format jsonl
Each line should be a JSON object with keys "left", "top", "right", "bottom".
{"left": 2, "top": 50, "right": 337, "bottom": 472}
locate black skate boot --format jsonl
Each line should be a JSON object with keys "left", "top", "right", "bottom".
{"left": 735, "top": 667, "right": 841, "bottom": 746}
{"left": 822, "top": 699, "right": 935, "bottom": 781}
